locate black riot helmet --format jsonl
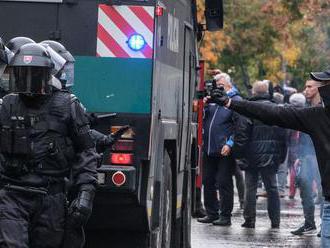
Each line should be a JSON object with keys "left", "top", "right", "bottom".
{"left": 40, "top": 40, "right": 75, "bottom": 62}
{"left": 6, "top": 37, "right": 35, "bottom": 54}
{"left": 40, "top": 40, "right": 75, "bottom": 89}
{"left": 9, "top": 43, "right": 54, "bottom": 95}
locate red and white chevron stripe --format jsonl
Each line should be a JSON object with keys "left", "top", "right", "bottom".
{"left": 97, "top": 4, "right": 155, "bottom": 59}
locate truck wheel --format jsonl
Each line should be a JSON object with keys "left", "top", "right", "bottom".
{"left": 160, "top": 152, "right": 173, "bottom": 248}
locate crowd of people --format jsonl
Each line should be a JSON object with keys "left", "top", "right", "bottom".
{"left": 197, "top": 69, "right": 327, "bottom": 242}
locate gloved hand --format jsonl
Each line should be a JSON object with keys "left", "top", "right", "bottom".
{"left": 68, "top": 189, "right": 95, "bottom": 228}
{"left": 210, "top": 87, "right": 229, "bottom": 106}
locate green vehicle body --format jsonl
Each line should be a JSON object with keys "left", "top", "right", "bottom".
{"left": 74, "top": 56, "right": 152, "bottom": 114}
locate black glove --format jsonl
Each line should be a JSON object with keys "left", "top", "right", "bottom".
{"left": 210, "top": 87, "right": 229, "bottom": 106}
{"left": 68, "top": 189, "right": 95, "bottom": 228}
{"left": 100, "top": 125, "right": 130, "bottom": 147}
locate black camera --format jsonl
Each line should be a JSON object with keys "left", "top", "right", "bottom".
{"left": 204, "top": 79, "right": 215, "bottom": 96}
{"left": 196, "top": 79, "right": 224, "bottom": 100}
{"left": 205, "top": 79, "right": 225, "bottom": 103}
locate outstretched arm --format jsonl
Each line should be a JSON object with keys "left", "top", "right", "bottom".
{"left": 228, "top": 99, "right": 316, "bottom": 134}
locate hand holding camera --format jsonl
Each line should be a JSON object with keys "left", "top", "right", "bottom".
{"left": 210, "top": 87, "right": 229, "bottom": 106}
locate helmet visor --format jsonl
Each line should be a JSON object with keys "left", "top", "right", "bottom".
{"left": 5, "top": 47, "right": 14, "bottom": 64}
{"left": 0, "top": 69, "right": 10, "bottom": 94}
{"left": 45, "top": 45, "right": 66, "bottom": 75}
{"left": 0, "top": 47, "right": 7, "bottom": 65}
{"left": 10, "top": 66, "right": 51, "bottom": 95}
{"left": 0, "top": 63, "right": 6, "bottom": 78}
{"left": 60, "top": 62, "right": 74, "bottom": 88}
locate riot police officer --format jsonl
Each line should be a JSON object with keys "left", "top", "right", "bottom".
{"left": 0, "top": 43, "right": 98, "bottom": 247}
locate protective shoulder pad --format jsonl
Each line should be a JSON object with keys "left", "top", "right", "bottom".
{"left": 2, "top": 93, "right": 19, "bottom": 101}
{"left": 70, "top": 93, "right": 86, "bottom": 113}
{"left": 2, "top": 93, "right": 19, "bottom": 108}
{"left": 70, "top": 93, "right": 78, "bottom": 104}
{"left": 49, "top": 91, "right": 72, "bottom": 118}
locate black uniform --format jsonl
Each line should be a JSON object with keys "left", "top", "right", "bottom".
{"left": 0, "top": 91, "right": 98, "bottom": 247}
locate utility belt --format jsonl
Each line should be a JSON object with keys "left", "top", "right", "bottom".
{"left": 1, "top": 182, "right": 65, "bottom": 195}
{"left": 1, "top": 159, "right": 70, "bottom": 178}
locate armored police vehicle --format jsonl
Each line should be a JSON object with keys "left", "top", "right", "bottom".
{"left": 0, "top": 0, "right": 223, "bottom": 247}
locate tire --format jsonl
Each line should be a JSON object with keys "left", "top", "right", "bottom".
{"left": 160, "top": 152, "right": 173, "bottom": 248}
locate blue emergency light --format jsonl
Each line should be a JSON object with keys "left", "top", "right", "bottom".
{"left": 127, "top": 34, "right": 146, "bottom": 51}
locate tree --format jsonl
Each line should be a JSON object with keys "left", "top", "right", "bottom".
{"left": 197, "top": 0, "right": 330, "bottom": 95}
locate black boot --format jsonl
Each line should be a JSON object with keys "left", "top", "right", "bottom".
{"left": 241, "top": 220, "right": 255, "bottom": 228}
{"left": 192, "top": 206, "right": 207, "bottom": 219}
{"left": 213, "top": 216, "right": 231, "bottom": 226}
{"left": 197, "top": 215, "right": 219, "bottom": 224}
{"left": 271, "top": 222, "right": 280, "bottom": 229}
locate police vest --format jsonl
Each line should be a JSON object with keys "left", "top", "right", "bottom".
{"left": 0, "top": 92, "right": 75, "bottom": 177}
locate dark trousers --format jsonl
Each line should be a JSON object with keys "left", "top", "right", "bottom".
{"left": 296, "top": 156, "right": 316, "bottom": 226}
{"left": 234, "top": 164, "right": 245, "bottom": 204}
{"left": 0, "top": 188, "right": 66, "bottom": 248}
{"left": 244, "top": 166, "right": 280, "bottom": 224}
{"left": 202, "top": 153, "right": 234, "bottom": 218}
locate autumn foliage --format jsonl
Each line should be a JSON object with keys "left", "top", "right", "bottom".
{"left": 197, "top": 0, "right": 330, "bottom": 92}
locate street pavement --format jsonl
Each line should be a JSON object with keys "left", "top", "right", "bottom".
{"left": 191, "top": 193, "right": 321, "bottom": 248}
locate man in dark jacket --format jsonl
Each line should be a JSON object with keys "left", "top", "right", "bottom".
{"left": 211, "top": 68, "right": 330, "bottom": 246}
{"left": 235, "top": 80, "right": 286, "bottom": 228}
{"left": 197, "top": 73, "right": 241, "bottom": 226}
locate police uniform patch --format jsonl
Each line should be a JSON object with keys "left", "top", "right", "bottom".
{"left": 23, "top": 55, "right": 33, "bottom": 64}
